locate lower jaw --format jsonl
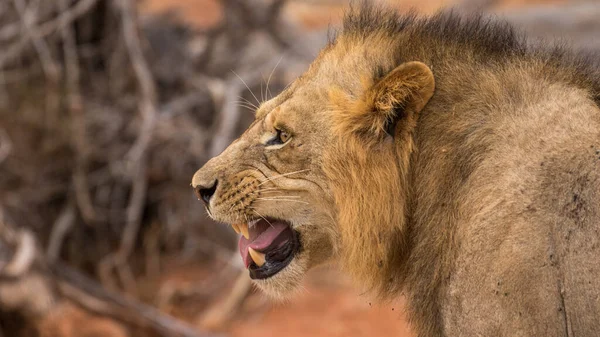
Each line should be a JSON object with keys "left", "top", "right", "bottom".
{"left": 248, "top": 230, "right": 301, "bottom": 280}
{"left": 250, "top": 254, "right": 309, "bottom": 300}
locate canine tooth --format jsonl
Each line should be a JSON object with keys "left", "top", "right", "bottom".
{"left": 232, "top": 223, "right": 240, "bottom": 234}
{"left": 240, "top": 223, "right": 249, "bottom": 240}
{"left": 248, "top": 247, "right": 266, "bottom": 267}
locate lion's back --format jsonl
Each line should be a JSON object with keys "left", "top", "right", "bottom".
{"left": 442, "top": 82, "right": 600, "bottom": 336}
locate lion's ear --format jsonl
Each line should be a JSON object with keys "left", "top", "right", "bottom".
{"left": 365, "top": 61, "right": 435, "bottom": 137}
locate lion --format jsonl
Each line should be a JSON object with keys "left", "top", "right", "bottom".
{"left": 192, "top": 5, "right": 600, "bottom": 336}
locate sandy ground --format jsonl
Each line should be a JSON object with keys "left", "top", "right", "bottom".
{"left": 146, "top": 262, "right": 415, "bottom": 337}
{"left": 228, "top": 267, "right": 413, "bottom": 337}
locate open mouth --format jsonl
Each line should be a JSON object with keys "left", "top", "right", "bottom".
{"left": 234, "top": 218, "right": 300, "bottom": 279}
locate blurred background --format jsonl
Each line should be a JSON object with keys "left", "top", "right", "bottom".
{"left": 0, "top": 0, "right": 598, "bottom": 336}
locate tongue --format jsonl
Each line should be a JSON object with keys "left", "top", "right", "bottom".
{"left": 238, "top": 221, "right": 290, "bottom": 268}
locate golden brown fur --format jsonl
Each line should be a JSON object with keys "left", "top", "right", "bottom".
{"left": 193, "top": 4, "right": 600, "bottom": 336}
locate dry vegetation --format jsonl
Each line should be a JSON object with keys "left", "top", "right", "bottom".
{"left": 0, "top": 0, "right": 598, "bottom": 336}
{"left": 0, "top": 0, "right": 312, "bottom": 335}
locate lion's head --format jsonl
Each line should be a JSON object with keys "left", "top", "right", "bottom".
{"left": 191, "top": 8, "right": 434, "bottom": 299}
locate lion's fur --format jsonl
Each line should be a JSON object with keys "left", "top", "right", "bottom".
{"left": 326, "top": 3, "right": 600, "bottom": 336}
{"left": 326, "top": 61, "right": 435, "bottom": 297}
{"left": 193, "top": 4, "right": 600, "bottom": 336}
{"left": 322, "top": 5, "right": 600, "bottom": 336}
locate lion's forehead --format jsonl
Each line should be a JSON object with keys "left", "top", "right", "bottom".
{"left": 256, "top": 94, "right": 327, "bottom": 130}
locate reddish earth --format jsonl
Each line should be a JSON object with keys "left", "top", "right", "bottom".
{"left": 143, "top": 261, "right": 414, "bottom": 337}
{"left": 228, "top": 267, "right": 413, "bottom": 337}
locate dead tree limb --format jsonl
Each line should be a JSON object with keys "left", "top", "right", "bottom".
{"left": 59, "top": 0, "right": 98, "bottom": 224}
{"left": 0, "top": 219, "right": 221, "bottom": 337}
{"left": 0, "top": 127, "right": 12, "bottom": 164}
{"left": 11, "top": 0, "right": 60, "bottom": 80}
{"left": 97, "top": 0, "right": 161, "bottom": 296}
{"left": 0, "top": 0, "right": 99, "bottom": 69}
{"left": 196, "top": 270, "right": 253, "bottom": 331}
{"left": 120, "top": 0, "right": 158, "bottom": 164}
{"left": 47, "top": 203, "right": 76, "bottom": 262}
{"left": 54, "top": 263, "right": 221, "bottom": 337}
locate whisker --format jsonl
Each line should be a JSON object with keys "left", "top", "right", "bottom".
{"left": 251, "top": 209, "right": 273, "bottom": 228}
{"left": 236, "top": 101, "right": 259, "bottom": 113}
{"left": 237, "top": 96, "right": 259, "bottom": 110}
{"left": 266, "top": 56, "right": 283, "bottom": 100}
{"left": 236, "top": 102, "right": 258, "bottom": 112}
{"left": 256, "top": 192, "right": 301, "bottom": 198}
{"left": 254, "top": 187, "right": 281, "bottom": 192}
{"left": 232, "top": 70, "right": 260, "bottom": 106}
{"left": 236, "top": 101, "right": 254, "bottom": 108}
{"left": 260, "top": 75, "right": 264, "bottom": 103}
{"left": 256, "top": 198, "right": 309, "bottom": 205}
{"left": 254, "top": 187, "right": 300, "bottom": 195}
{"left": 257, "top": 169, "right": 311, "bottom": 186}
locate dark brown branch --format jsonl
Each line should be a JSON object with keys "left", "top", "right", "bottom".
{"left": 11, "top": 0, "right": 60, "bottom": 80}
{"left": 46, "top": 203, "right": 76, "bottom": 262}
{"left": 0, "top": 0, "right": 99, "bottom": 69}
{"left": 53, "top": 263, "right": 220, "bottom": 337}
{"left": 0, "top": 127, "right": 12, "bottom": 164}
{"left": 59, "top": 0, "right": 98, "bottom": 224}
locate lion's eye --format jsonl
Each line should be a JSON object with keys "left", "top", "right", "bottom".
{"left": 278, "top": 129, "right": 291, "bottom": 143}
{"left": 266, "top": 128, "right": 292, "bottom": 146}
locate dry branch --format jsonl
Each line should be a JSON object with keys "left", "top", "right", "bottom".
{"left": 54, "top": 263, "right": 220, "bottom": 337}
{"left": 0, "top": 127, "right": 11, "bottom": 164}
{"left": 0, "top": 0, "right": 315, "bottom": 334}
{"left": 47, "top": 204, "right": 76, "bottom": 262}
{"left": 0, "top": 218, "right": 220, "bottom": 337}
{"left": 0, "top": 0, "right": 99, "bottom": 69}
{"left": 119, "top": 0, "right": 158, "bottom": 259}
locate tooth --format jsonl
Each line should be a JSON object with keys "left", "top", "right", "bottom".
{"left": 240, "top": 223, "right": 249, "bottom": 240}
{"left": 248, "top": 247, "right": 266, "bottom": 267}
{"left": 232, "top": 223, "right": 240, "bottom": 234}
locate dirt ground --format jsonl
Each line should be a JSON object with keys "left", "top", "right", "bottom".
{"left": 228, "top": 267, "right": 413, "bottom": 337}
{"left": 147, "top": 262, "right": 414, "bottom": 337}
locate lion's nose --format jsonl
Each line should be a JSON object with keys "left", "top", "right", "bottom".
{"left": 193, "top": 179, "right": 218, "bottom": 206}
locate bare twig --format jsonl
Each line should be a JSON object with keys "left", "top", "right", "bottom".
{"left": 0, "top": 223, "right": 56, "bottom": 318}
{"left": 11, "top": 0, "right": 60, "bottom": 80}
{"left": 120, "top": 0, "right": 156, "bottom": 259}
{"left": 209, "top": 70, "right": 267, "bottom": 157}
{"left": 156, "top": 254, "right": 240, "bottom": 310}
{"left": 0, "top": 219, "right": 218, "bottom": 337}
{"left": 264, "top": 0, "right": 292, "bottom": 50}
{"left": 46, "top": 203, "right": 76, "bottom": 262}
{"left": 0, "top": 230, "right": 36, "bottom": 278}
{"left": 58, "top": 0, "right": 98, "bottom": 224}
{"left": 119, "top": 0, "right": 158, "bottom": 164}
{"left": 0, "top": 0, "right": 322, "bottom": 333}
{"left": 159, "top": 93, "right": 212, "bottom": 120}
{"left": 0, "top": 128, "right": 12, "bottom": 164}
{"left": 54, "top": 263, "right": 220, "bottom": 337}
{"left": 0, "top": 0, "right": 99, "bottom": 69}
{"left": 197, "top": 270, "right": 253, "bottom": 331}
{"left": 96, "top": 0, "right": 161, "bottom": 295}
